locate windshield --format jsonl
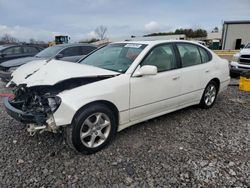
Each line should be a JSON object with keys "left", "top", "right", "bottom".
{"left": 79, "top": 43, "right": 147, "bottom": 73}
{"left": 245, "top": 43, "right": 250, "bottom": 48}
{"left": 0, "top": 45, "right": 9, "bottom": 51}
{"left": 35, "top": 45, "right": 65, "bottom": 58}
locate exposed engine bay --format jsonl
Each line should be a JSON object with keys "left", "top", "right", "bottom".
{"left": 6, "top": 76, "right": 114, "bottom": 135}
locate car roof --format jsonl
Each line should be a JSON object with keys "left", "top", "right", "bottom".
{"left": 55, "top": 43, "right": 97, "bottom": 48}
{"left": 113, "top": 40, "right": 203, "bottom": 46}
{"left": 0, "top": 44, "right": 16, "bottom": 48}
{"left": 0, "top": 44, "right": 42, "bottom": 48}
{"left": 0, "top": 44, "right": 17, "bottom": 51}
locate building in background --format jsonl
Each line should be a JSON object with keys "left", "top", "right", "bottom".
{"left": 200, "top": 31, "right": 222, "bottom": 50}
{"left": 222, "top": 20, "right": 250, "bottom": 50}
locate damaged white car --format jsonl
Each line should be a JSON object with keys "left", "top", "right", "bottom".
{"left": 3, "top": 40, "right": 230, "bottom": 154}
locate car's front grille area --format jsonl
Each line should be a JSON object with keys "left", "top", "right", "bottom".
{"left": 241, "top": 55, "right": 250, "bottom": 58}
{"left": 239, "top": 55, "right": 250, "bottom": 65}
{"left": 0, "top": 66, "right": 9, "bottom": 72}
{"left": 238, "top": 66, "right": 250, "bottom": 70}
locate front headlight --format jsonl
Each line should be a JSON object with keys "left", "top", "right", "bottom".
{"left": 232, "top": 56, "right": 239, "bottom": 62}
{"left": 47, "top": 96, "right": 61, "bottom": 112}
{"left": 232, "top": 54, "right": 240, "bottom": 62}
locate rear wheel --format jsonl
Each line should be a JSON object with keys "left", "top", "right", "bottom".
{"left": 64, "top": 104, "right": 117, "bottom": 154}
{"left": 199, "top": 81, "right": 218, "bottom": 109}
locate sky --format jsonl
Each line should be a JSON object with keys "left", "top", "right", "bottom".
{"left": 0, "top": 0, "right": 250, "bottom": 42}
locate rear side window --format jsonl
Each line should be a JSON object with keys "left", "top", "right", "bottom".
{"left": 81, "top": 46, "right": 96, "bottom": 55}
{"left": 198, "top": 47, "right": 211, "bottom": 63}
{"left": 177, "top": 43, "right": 202, "bottom": 67}
{"left": 141, "top": 44, "right": 177, "bottom": 72}
{"left": 61, "top": 47, "right": 81, "bottom": 56}
{"left": 3, "top": 46, "right": 22, "bottom": 55}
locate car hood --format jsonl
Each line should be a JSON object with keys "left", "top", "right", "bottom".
{"left": 9, "top": 59, "right": 119, "bottom": 87}
{"left": 240, "top": 48, "right": 250, "bottom": 55}
{"left": 1, "top": 56, "right": 45, "bottom": 68}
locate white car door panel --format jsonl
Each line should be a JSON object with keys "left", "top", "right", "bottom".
{"left": 176, "top": 43, "right": 214, "bottom": 106}
{"left": 129, "top": 43, "right": 181, "bottom": 121}
{"left": 179, "top": 65, "right": 207, "bottom": 105}
{"left": 130, "top": 70, "right": 181, "bottom": 121}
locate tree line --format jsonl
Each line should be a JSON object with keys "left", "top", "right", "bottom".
{"left": 144, "top": 28, "right": 208, "bottom": 38}
{"left": 0, "top": 34, "right": 19, "bottom": 44}
{"left": 0, "top": 34, "right": 46, "bottom": 45}
{"left": 0, "top": 25, "right": 109, "bottom": 45}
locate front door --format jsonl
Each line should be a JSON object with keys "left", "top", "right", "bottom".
{"left": 129, "top": 43, "right": 181, "bottom": 121}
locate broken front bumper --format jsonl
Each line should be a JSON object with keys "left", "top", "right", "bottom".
{"left": 3, "top": 97, "right": 46, "bottom": 124}
{"left": 230, "top": 61, "right": 250, "bottom": 75}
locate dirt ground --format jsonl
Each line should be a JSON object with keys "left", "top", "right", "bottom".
{"left": 0, "top": 79, "right": 250, "bottom": 187}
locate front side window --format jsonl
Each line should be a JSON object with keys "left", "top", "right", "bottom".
{"left": 177, "top": 43, "right": 202, "bottom": 67}
{"left": 141, "top": 44, "right": 177, "bottom": 72}
{"left": 3, "top": 46, "right": 22, "bottom": 55}
{"left": 61, "top": 47, "right": 81, "bottom": 56}
{"left": 80, "top": 43, "right": 146, "bottom": 73}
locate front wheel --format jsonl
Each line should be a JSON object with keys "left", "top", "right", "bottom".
{"left": 64, "top": 104, "right": 117, "bottom": 154}
{"left": 199, "top": 81, "right": 218, "bottom": 109}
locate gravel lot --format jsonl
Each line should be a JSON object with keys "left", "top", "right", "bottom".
{"left": 0, "top": 79, "right": 249, "bottom": 187}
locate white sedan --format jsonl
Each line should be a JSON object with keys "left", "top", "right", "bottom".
{"left": 4, "top": 40, "right": 230, "bottom": 154}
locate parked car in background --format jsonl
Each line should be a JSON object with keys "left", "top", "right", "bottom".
{"left": 230, "top": 42, "right": 250, "bottom": 77}
{"left": 4, "top": 40, "right": 230, "bottom": 154}
{"left": 0, "top": 43, "right": 97, "bottom": 82}
{"left": 0, "top": 44, "right": 43, "bottom": 64}
{"left": 196, "top": 41, "right": 207, "bottom": 46}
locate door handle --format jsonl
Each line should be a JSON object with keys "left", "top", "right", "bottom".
{"left": 205, "top": 70, "right": 210, "bottom": 73}
{"left": 172, "top": 76, "right": 180, "bottom": 80}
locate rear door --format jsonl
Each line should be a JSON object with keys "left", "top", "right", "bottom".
{"left": 175, "top": 43, "right": 213, "bottom": 106}
{"left": 129, "top": 43, "right": 181, "bottom": 121}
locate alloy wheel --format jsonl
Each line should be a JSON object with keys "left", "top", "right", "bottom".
{"left": 204, "top": 84, "right": 217, "bottom": 106}
{"left": 80, "top": 113, "right": 111, "bottom": 148}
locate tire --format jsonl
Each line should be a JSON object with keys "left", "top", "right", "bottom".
{"left": 64, "top": 103, "right": 117, "bottom": 154}
{"left": 199, "top": 80, "right": 218, "bottom": 109}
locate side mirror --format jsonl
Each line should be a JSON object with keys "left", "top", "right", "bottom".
{"left": 133, "top": 65, "right": 157, "bottom": 77}
{"left": 55, "top": 53, "right": 63, "bottom": 59}
{"left": 240, "top": 44, "right": 245, "bottom": 49}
